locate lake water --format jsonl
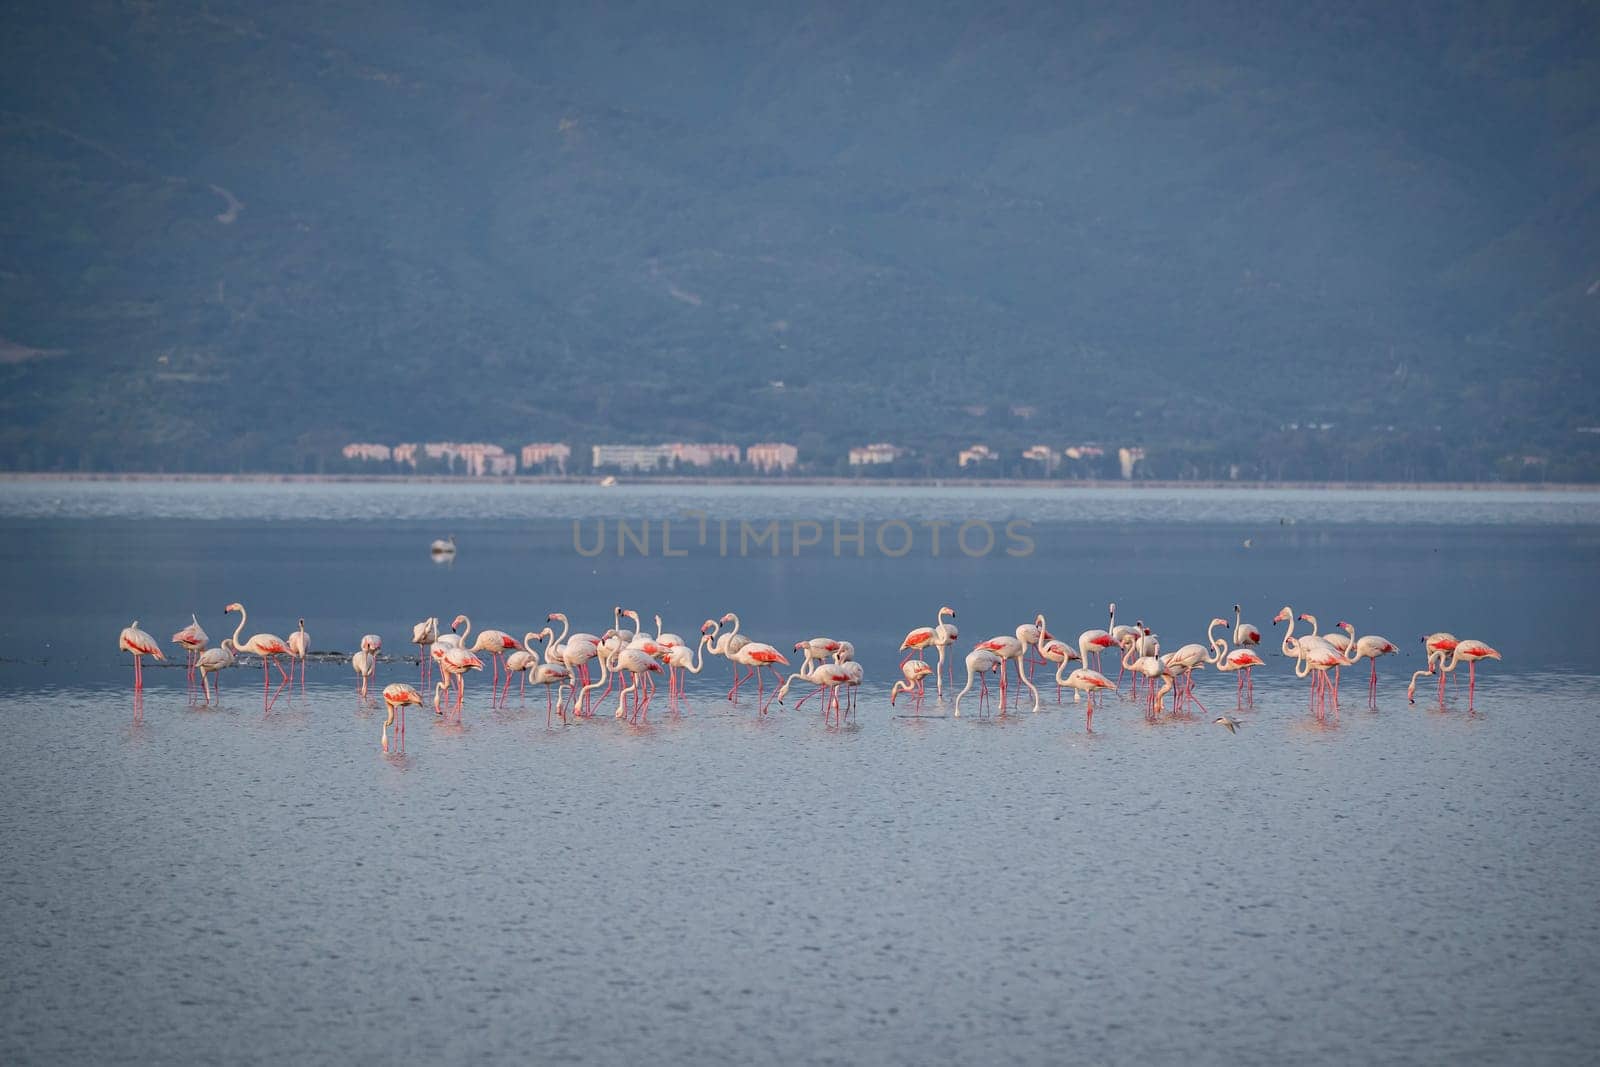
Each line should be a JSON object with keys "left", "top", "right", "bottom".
{"left": 2, "top": 481, "right": 1598, "bottom": 1063}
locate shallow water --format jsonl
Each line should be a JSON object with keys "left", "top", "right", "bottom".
{"left": 1, "top": 482, "right": 1597, "bottom": 1063}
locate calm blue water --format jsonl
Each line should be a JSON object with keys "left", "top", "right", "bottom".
{"left": 1, "top": 481, "right": 1597, "bottom": 1063}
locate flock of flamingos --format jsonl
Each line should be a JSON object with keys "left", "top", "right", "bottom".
{"left": 114, "top": 601, "right": 1501, "bottom": 750}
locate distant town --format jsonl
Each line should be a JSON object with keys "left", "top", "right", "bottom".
{"left": 338, "top": 441, "right": 1151, "bottom": 479}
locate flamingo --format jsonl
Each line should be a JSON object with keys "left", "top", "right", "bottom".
{"left": 1162, "top": 640, "right": 1211, "bottom": 714}
{"left": 1015, "top": 613, "right": 1048, "bottom": 677}
{"left": 533, "top": 663, "right": 575, "bottom": 727}
{"left": 611, "top": 646, "right": 663, "bottom": 724}
{"left": 779, "top": 662, "right": 851, "bottom": 723}
{"left": 1077, "top": 603, "right": 1120, "bottom": 672}
{"left": 1296, "top": 644, "right": 1353, "bottom": 717}
{"left": 171, "top": 614, "right": 208, "bottom": 693}
{"left": 1420, "top": 632, "right": 1460, "bottom": 701}
{"left": 973, "top": 635, "right": 1027, "bottom": 709}
{"left": 1039, "top": 638, "right": 1082, "bottom": 702}
{"left": 1054, "top": 661, "right": 1116, "bottom": 726}
{"left": 653, "top": 614, "right": 685, "bottom": 654}
{"left": 730, "top": 639, "right": 790, "bottom": 711}
{"left": 665, "top": 623, "right": 716, "bottom": 696}
{"left": 1207, "top": 617, "right": 1264, "bottom": 704}
{"left": 352, "top": 647, "right": 376, "bottom": 697}
{"left": 1339, "top": 623, "right": 1398, "bottom": 705}
{"left": 1132, "top": 652, "right": 1173, "bottom": 717}
{"left": 1232, "top": 604, "right": 1262, "bottom": 650}
{"left": 891, "top": 660, "right": 935, "bottom": 711}
{"left": 715, "top": 612, "right": 754, "bottom": 696}
{"left": 502, "top": 632, "right": 545, "bottom": 705}
{"left": 381, "top": 683, "right": 422, "bottom": 751}
{"left": 1411, "top": 639, "right": 1499, "bottom": 710}
{"left": 412, "top": 617, "right": 438, "bottom": 685}
{"left": 195, "top": 639, "right": 237, "bottom": 704}
{"left": 953, "top": 648, "right": 1003, "bottom": 718}
{"left": 453, "top": 615, "right": 518, "bottom": 696}
{"left": 1206, "top": 618, "right": 1267, "bottom": 705}
{"left": 287, "top": 618, "right": 311, "bottom": 687}
{"left": 119, "top": 621, "right": 164, "bottom": 691}
{"left": 930, "top": 606, "right": 959, "bottom": 693}
{"left": 430, "top": 535, "right": 456, "bottom": 558}
{"left": 224, "top": 603, "right": 292, "bottom": 698}
{"left": 434, "top": 645, "right": 483, "bottom": 719}
{"left": 794, "top": 636, "right": 844, "bottom": 671}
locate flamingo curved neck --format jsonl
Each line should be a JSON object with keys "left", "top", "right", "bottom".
{"left": 230, "top": 607, "right": 247, "bottom": 649}
{"left": 456, "top": 616, "right": 473, "bottom": 645}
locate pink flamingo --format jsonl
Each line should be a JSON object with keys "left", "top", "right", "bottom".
{"left": 730, "top": 639, "right": 790, "bottom": 712}
{"left": 1232, "top": 605, "right": 1262, "bottom": 650}
{"left": 953, "top": 648, "right": 1003, "bottom": 717}
{"left": 412, "top": 617, "right": 438, "bottom": 685}
{"left": 1077, "top": 603, "right": 1120, "bottom": 672}
{"left": 502, "top": 632, "right": 544, "bottom": 705}
{"left": 1296, "top": 644, "right": 1352, "bottom": 718}
{"left": 433, "top": 645, "right": 483, "bottom": 720}
{"left": 973, "top": 635, "right": 1027, "bottom": 709}
{"left": 1054, "top": 662, "right": 1116, "bottom": 727}
{"left": 453, "top": 615, "right": 518, "bottom": 697}
{"left": 611, "top": 647, "right": 663, "bottom": 724}
{"left": 352, "top": 647, "right": 376, "bottom": 698}
{"left": 1410, "top": 639, "right": 1499, "bottom": 710}
{"left": 930, "top": 607, "right": 959, "bottom": 693}
{"left": 891, "top": 659, "right": 935, "bottom": 711}
{"left": 665, "top": 623, "right": 716, "bottom": 696}
{"left": 287, "top": 618, "right": 311, "bottom": 687}
{"left": 1162, "top": 641, "right": 1211, "bottom": 714}
{"left": 1420, "top": 632, "right": 1460, "bottom": 701}
{"left": 715, "top": 613, "right": 755, "bottom": 697}
{"left": 1039, "top": 638, "right": 1081, "bottom": 702}
{"left": 1206, "top": 617, "right": 1263, "bottom": 704}
{"left": 779, "top": 662, "right": 851, "bottom": 723}
{"left": 382, "top": 683, "right": 422, "bottom": 752}
{"left": 1338, "top": 623, "right": 1398, "bottom": 705}
{"left": 224, "top": 603, "right": 292, "bottom": 699}
{"left": 195, "top": 639, "right": 237, "bottom": 704}
{"left": 171, "top": 614, "right": 208, "bottom": 694}
{"left": 120, "top": 621, "right": 164, "bottom": 691}
{"left": 1015, "top": 613, "right": 1048, "bottom": 677}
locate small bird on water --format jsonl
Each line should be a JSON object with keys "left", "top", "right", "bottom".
{"left": 1214, "top": 715, "right": 1242, "bottom": 734}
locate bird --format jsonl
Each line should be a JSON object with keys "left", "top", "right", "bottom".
{"left": 954, "top": 648, "right": 1003, "bottom": 717}
{"left": 119, "top": 620, "right": 165, "bottom": 692}
{"left": 729, "top": 638, "right": 790, "bottom": 712}
{"left": 714, "top": 612, "right": 755, "bottom": 697}
{"left": 430, "top": 535, "right": 456, "bottom": 558}
{"left": 412, "top": 616, "right": 438, "bottom": 685}
{"left": 502, "top": 632, "right": 544, "bottom": 705}
{"left": 224, "top": 602, "right": 293, "bottom": 698}
{"left": 891, "top": 659, "right": 935, "bottom": 711}
{"left": 1054, "top": 663, "right": 1116, "bottom": 726}
{"left": 1296, "top": 643, "right": 1353, "bottom": 717}
{"left": 972, "top": 635, "right": 1030, "bottom": 710}
{"left": 287, "top": 618, "right": 311, "bottom": 687}
{"left": 780, "top": 662, "right": 852, "bottom": 722}
{"left": 610, "top": 646, "right": 663, "bottom": 724}
{"left": 195, "top": 639, "right": 238, "bottom": 704}
{"left": 1231, "top": 604, "right": 1261, "bottom": 650}
{"left": 665, "top": 623, "right": 716, "bottom": 696}
{"left": 452, "top": 615, "right": 519, "bottom": 697}
{"left": 1339, "top": 623, "right": 1398, "bottom": 705}
{"left": 352, "top": 647, "right": 376, "bottom": 697}
{"left": 434, "top": 645, "right": 483, "bottom": 719}
{"left": 1207, "top": 617, "right": 1265, "bottom": 704}
{"left": 930, "top": 606, "right": 960, "bottom": 692}
{"left": 1014, "top": 613, "right": 1048, "bottom": 677}
{"left": 170, "top": 614, "right": 208, "bottom": 692}
{"left": 1077, "top": 603, "right": 1120, "bottom": 672}
{"left": 360, "top": 633, "right": 382, "bottom": 654}
{"left": 382, "top": 683, "right": 422, "bottom": 751}
{"left": 1411, "top": 639, "right": 1500, "bottom": 710}
{"left": 1039, "top": 638, "right": 1082, "bottom": 702}
{"left": 1215, "top": 715, "right": 1241, "bottom": 734}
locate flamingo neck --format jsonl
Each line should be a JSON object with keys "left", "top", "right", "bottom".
{"left": 1302, "top": 614, "right": 1319, "bottom": 636}
{"left": 230, "top": 608, "right": 247, "bottom": 649}
{"left": 456, "top": 616, "right": 473, "bottom": 645}
{"left": 1207, "top": 621, "right": 1227, "bottom": 663}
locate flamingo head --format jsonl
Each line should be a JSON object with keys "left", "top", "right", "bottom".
{"left": 719, "top": 613, "right": 735, "bottom": 624}
{"left": 941, "top": 606, "right": 956, "bottom": 618}
{"left": 298, "top": 617, "right": 305, "bottom": 627}
{"left": 701, "top": 620, "right": 717, "bottom": 634}
{"left": 624, "top": 609, "right": 640, "bottom": 625}
{"left": 793, "top": 641, "right": 807, "bottom": 652}
{"left": 225, "top": 602, "right": 242, "bottom": 614}
{"left": 1211, "top": 618, "right": 1229, "bottom": 628}
{"left": 547, "top": 612, "right": 565, "bottom": 623}
{"left": 451, "top": 614, "right": 467, "bottom": 631}
{"left": 1338, "top": 621, "right": 1353, "bottom": 632}
{"left": 1233, "top": 603, "right": 1241, "bottom": 612}
{"left": 1297, "top": 613, "right": 1313, "bottom": 622}
{"left": 1272, "top": 608, "right": 1291, "bottom": 624}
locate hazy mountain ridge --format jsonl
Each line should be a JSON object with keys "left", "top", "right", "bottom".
{"left": 1, "top": 0, "right": 1596, "bottom": 478}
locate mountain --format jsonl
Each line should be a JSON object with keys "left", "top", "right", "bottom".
{"left": 1, "top": 0, "right": 1597, "bottom": 480}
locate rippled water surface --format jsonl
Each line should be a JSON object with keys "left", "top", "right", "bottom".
{"left": 1, "top": 481, "right": 1597, "bottom": 1064}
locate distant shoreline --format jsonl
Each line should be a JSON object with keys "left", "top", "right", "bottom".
{"left": 0, "top": 472, "right": 1594, "bottom": 492}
